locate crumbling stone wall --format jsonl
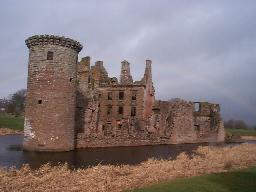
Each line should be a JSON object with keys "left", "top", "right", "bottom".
{"left": 194, "top": 102, "right": 225, "bottom": 142}
{"left": 166, "top": 99, "right": 197, "bottom": 143}
{"left": 76, "top": 60, "right": 157, "bottom": 148}
{"left": 76, "top": 58, "right": 225, "bottom": 148}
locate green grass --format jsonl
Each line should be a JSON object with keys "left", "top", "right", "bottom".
{"left": 0, "top": 113, "right": 24, "bottom": 130}
{"left": 130, "top": 166, "right": 256, "bottom": 192}
{"left": 225, "top": 128, "right": 256, "bottom": 136}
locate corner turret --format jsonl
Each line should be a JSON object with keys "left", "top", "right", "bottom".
{"left": 23, "top": 34, "right": 83, "bottom": 151}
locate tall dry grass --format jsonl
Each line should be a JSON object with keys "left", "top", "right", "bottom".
{"left": 1, "top": 143, "right": 256, "bottom": 192}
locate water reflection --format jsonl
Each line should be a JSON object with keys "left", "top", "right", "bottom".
{"left": 0, "top": 135, "right": 253, "bottom": 169}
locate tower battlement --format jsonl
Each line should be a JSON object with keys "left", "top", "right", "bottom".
{"left": 25, "top": 35, "right": 83, "bottom": 52}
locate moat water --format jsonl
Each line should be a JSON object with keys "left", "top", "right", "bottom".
{"left": 1, "top": 135, "right": 255, "bottom": 169}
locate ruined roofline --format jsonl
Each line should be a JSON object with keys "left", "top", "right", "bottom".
{"left": 25, "top": 35, "right": 83, "bottom": 53}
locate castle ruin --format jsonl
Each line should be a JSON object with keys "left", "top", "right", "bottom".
{"left": 23, "top": 35, "right": 225, "bottom": 151}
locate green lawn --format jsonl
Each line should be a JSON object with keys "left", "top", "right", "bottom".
{"left": 225, "top": 128, "right": 256, "bottom": 136}
{"left": 0, "top": 113, "right": 24, "bottom": 130}
{"left": 130, "top": 166, "right": 256, "bottom": 192}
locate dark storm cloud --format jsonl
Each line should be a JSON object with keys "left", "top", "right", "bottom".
{"left": 0, "top": 0, "right": 256, "bottom": 125}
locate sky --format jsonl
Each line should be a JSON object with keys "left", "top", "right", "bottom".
{"left": 0, "top": 0, "right": 256, "bottom": 126}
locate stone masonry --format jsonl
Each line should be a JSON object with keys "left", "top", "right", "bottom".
{"left": 24, "top": 35, "right": 225, "bottom": 151}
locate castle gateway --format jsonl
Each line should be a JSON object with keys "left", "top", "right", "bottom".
{"left": 23, "top": 35, "right": 225, "bottom": 151}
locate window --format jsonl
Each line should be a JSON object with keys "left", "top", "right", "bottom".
{"left": 131, "top": 107, "right": 136, "bottom": 116}
{"left": 38, "top": 99, "right": 42, "bottom": 104}
{"left": 194, "top": 103, "right": 200, "bottom": 112}
{"left": 118, "top": 106, "right": 123, "bottom": 115}
{"left": 108, "top": 92, "right": 112, "bottom": 100}
{"left": 47, "top": 51, "right": 53, "bottom": 60}
{"left": 132, "top": 91, "right": 137, "bottom": 100}
{"left": 69, "top": 77, "right": 73, "bottom": 82}
{"left": 119, "top": 91, "right": 124, "bottom": 100}
{"left": 107, "top": 105, "right": 112, "bottom": 115}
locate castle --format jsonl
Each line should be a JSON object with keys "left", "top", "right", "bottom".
{"left": 23, "top": 35, "right": 225, "bottom": 151}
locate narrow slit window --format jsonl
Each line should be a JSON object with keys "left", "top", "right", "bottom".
{"left": 131, "top": 107, "right": 136, "bottom": 116}
{"left": 47, "top": 51, "right": 53, "bottom": 60}
{"left": 38, "top": 99, "right": 42, "bottom": 104}
{"left": 118, "top": 106, "right": 123, "bottom": 115}
{"left": 119, "top": 91, "right": 124, "bottom": 100}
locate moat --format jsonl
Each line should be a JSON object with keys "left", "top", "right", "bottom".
{"left": 1, "top": 135, "right": 255, "bottom": 169}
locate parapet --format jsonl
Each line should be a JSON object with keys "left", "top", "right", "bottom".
{"left": 25, "top": 35, "right": 83, "bottom": 53}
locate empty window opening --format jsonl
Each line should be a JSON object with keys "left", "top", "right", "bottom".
{"left": 107, "top": 105, "right": 112, "bottom": 115}
{"left": 132, "top": 91, "right": 137, "bottom": 100}
{"left": 119, "top": 91, "right": 124, "bottom": 100}
{"left": 131, "top": 107, "right": 136, "bottom": 116}
{"left": 118, "top": 106, "right": 123, "bottom": 115}
{"left": 38, "top": 99, "right": 42, "bottom": 104}
{"left": 69, "top": 77, "right": 73, "bottom": 82}
{"left": 108, "top": 92, "right": 112, "bottom": 100}
{"left": 47, "top": 51, "right": 53, "bottom": 60}
{"left": 194, "top": 103, "right": 200, "bottom": 112}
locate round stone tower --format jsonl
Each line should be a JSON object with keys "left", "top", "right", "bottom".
{"left": 23, "top": 35, "right": 83, "bottom": 151}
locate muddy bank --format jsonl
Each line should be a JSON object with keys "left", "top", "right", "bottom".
{"left": 0, "top": 143, "right": 256, "bottom": 192}
{"left": 0, "top": 128, "right": 22, "bottom": 136}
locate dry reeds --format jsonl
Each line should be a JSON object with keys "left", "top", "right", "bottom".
{"left": 0, "top": 143, "right": 256, "bottom": 192}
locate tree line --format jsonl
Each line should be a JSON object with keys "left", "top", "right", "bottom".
{"left": 224, "top": 119, "right": 251, "bottom": 130}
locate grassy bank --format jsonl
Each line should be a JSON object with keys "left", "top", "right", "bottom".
{"left": 225, "top": 128, "right": 256, "bottom": 136}
{"left": 0, "top": 144, "right": 256, "bottom": 192}
{"left": 131, "top": 166, "right": 256, "bottom": 192}
{"left": 0, "top": 113, "right": 24, "bottom": 130}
